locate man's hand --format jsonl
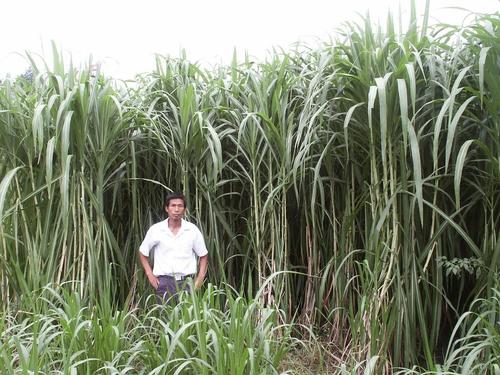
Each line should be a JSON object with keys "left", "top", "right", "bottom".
{"left": 194, "top": 255, "right": 208, "bottom": 290}
{"left": 147, "top": 273, "right": 159, "bottom": 289}
{"left": 194, "top": 277, "right": 203, "bottom": 290}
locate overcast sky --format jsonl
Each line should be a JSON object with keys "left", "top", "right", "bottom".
{"left": 1, "top": 0, "right": 498, "bottom": 79}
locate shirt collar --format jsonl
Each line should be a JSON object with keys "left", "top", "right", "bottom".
{"left": 164, "top": 218, "right": 188, "bottom": 234}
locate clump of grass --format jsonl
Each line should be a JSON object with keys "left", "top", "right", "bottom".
{"left": 393, "top": 286, "right": 500, "bottom": 375}
{"left": 0, "top": 282, "right": 296, "bottom": 374}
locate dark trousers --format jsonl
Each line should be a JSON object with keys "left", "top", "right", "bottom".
{"left": 156, "top": 275, "right": 192, "bottom": 303}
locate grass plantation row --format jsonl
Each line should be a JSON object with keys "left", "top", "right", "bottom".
{"left": 0, "top": 3, "right": 499, "bottom": 374}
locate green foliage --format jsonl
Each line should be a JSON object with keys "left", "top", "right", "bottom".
{"left": 437, "top": 256, "right": 483, "bottom": 278}
{"left": 0, "top": 283, "right": 293, "bottom": 374}
{"left": 0, "top": 7, "right": 499, "bottom": 375}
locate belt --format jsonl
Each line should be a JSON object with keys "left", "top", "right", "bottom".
{"left": 159, "top": 274, "right": 193, "bottom": 281}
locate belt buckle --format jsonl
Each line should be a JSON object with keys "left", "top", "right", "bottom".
{"left": 174, "top": 274, "right": 183, "bottom": 281}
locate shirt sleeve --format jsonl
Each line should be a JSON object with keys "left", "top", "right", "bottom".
{"left": 139, "top": 227, "right": 155, "bottom": 256}
{"left": 193, "top": 226, "right": 208, "bottom": 257}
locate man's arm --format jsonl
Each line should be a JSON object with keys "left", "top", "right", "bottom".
{"left": 194, "top": 255, "right": 208, "bottom": 290}
{"left": 139, "top": 252, "right": 159, "bottom": 289}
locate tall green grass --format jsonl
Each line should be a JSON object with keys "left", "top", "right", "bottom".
{"left": 0, "top": 5, "right": 498, "bottom": 373}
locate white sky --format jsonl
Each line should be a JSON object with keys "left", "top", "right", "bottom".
{"left": 1, "top": 0, "right": 498, "bottom": 79}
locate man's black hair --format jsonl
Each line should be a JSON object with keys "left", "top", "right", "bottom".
{"left": 165, "top": 192, "right": 186, "bottom": 208}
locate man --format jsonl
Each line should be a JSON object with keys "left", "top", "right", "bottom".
{"left": 138, "top": 192, "right": 208, "bottom": 302}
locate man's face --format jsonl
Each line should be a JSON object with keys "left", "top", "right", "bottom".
{"left": 165, "top": 198, "right": 185, "bottom": 220}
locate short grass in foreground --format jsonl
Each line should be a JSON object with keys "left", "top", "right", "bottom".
{"left": 0, "top": 282, "right": 295, "bottom": 374}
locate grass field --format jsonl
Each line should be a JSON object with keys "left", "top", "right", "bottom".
{"left": 0, "top": 2, "right": 499, "bottom": 373}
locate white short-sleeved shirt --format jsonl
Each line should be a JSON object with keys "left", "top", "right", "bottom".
{"left": 139, "top": 218, "right": 208, "bottom": 276}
